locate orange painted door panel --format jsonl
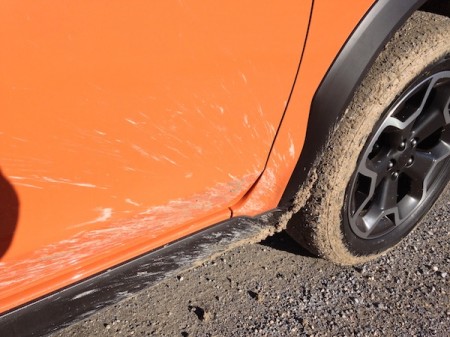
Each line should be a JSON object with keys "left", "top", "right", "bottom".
{"left": 0, "top": 2, "right": 311, "bottom": 311}
{"left": 233, "top": 0, "right": 376, "bottom": 215}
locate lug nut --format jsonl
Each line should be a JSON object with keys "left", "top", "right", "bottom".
{"left": 411, "top": 138, "right": 418, "bottom": 148}
{"left": 372, "top": 143, "right": 380, "bottom": 153}
{"left": 391, "top": 171, "right": 399, "bottom": 180}
{"left": 398, "top": 140, "right": 406, "bottom": 151}
{"left": 407, "top": 157, "right": 414, "bottom": 166}
{"left": 388, "top": 160, "right": 395, "bottom": 170}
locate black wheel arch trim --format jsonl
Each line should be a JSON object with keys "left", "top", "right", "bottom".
{"left": 279, "top": 0, "right": 429, "bottom": 207}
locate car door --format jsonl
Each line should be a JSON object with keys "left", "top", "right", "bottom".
{"left": 0, "top": 1, "right": 312, "bottom": 312}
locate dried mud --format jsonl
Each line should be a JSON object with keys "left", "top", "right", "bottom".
{"left": 52, "top": 184, "right": 450, "bottom": 337}
{"left": 287, "top": 11, "right": 450, "bottom": 264}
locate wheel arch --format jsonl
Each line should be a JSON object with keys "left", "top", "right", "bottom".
{"left": 279, "top": 0, "right": 432, "bottom": 207}
{"left": 421, "top": 0, "right": 450, "bottom": 17}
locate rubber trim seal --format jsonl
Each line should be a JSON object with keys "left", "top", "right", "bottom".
{"left": 279, "top": 0, "right": 428, "bottom": 207}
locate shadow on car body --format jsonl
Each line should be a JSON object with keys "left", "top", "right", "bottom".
{"left": 0, "top": 170, "right": 19, "bottom": 258}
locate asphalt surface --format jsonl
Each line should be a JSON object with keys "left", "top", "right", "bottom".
{"left": 53, "top": 185, "right": 449, "bottom": 337}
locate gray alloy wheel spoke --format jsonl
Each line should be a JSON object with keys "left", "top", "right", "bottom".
{"left": 413, "top": 108, "right": 447, "bottom": 141}
{"left": 423, "top": 139, "right": 450, "bottom": 188}
{"left": 429, "top": 138, "right": 450, "bottom": 162}
{"left": 352, "top": 151, "right": 391, "bottom": 223}
{"left": 409, "top": 76, "right": 443, "bottom": 121}
{"left": 360, "top": 206, "right": 398, "bottom": 238}
{"left": 352, "top": 175, "right": 399, "bottom": 237}
{"left": 404, "top": 150, "right": 435, "bottom": 183}
{"left": 412, "top": 80, "right": 450, "bottom": 140}
{"left": 375, "top": 175, "right": 399, "bottom": 212}
{"left": 362, "top": 178, "right": 399, "bottom": 237}
{"left": 391, "top": 77, "right": 435, "bottom": 127}
{"left": 349, "top": 176, "right": 376, "bottom": 228}
{"left": 364, "top": 153, "right": 392, "bottom": 186}
{"left": 401, "top": 140, "right": 450, "bottom": 217}
{"left": 350, "top": 188, "right": 372, "bottom": 223}
{"left": 406, "top": 140, "right": 450, "bottom": 190}
{"left": 360, "top": 206, "right": 386, "bottom": 235}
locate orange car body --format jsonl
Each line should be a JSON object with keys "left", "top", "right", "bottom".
{"left": 0, "top": 1, "right": 376, "bottom": 316}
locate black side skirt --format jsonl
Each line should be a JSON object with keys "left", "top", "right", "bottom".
{"left": 0, "top": 211, "right": 282, "bottom": 337}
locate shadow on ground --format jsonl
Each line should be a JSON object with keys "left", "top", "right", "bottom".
{"left": 259, "top": 231, "right": 316, "bottom": 258}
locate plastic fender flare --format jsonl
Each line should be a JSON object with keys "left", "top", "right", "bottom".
{"left": 279, "top": 0, "right": 429, "bottom": 206}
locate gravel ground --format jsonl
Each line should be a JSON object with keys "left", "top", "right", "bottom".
{"left": 53, "top": 186, "right": 450, "bottom": 337}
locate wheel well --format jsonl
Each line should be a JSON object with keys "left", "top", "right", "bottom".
{"left": 421, "top": 1, "right": 450, "bottom": 17}
{"left": 279, "top": 0, "right": 428, "bottom": 208}
{"left": 279, "top": 0, "right": 450, "bottom": 209}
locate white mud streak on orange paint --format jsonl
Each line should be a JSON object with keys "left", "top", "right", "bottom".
{"left": 0, "top": 173, "right": 259, "bottom": 302}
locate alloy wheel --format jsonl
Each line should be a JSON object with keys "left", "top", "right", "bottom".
{"left": 348, "top": 71, "right": 450, "bottom": 239}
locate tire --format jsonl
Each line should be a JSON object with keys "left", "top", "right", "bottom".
{"left": 286, "top": 11, "right": 450, "bottom": 265}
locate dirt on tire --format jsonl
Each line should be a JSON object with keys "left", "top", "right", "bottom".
{"left": 287, "top": 11, "right": 450, "bottom": 265}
